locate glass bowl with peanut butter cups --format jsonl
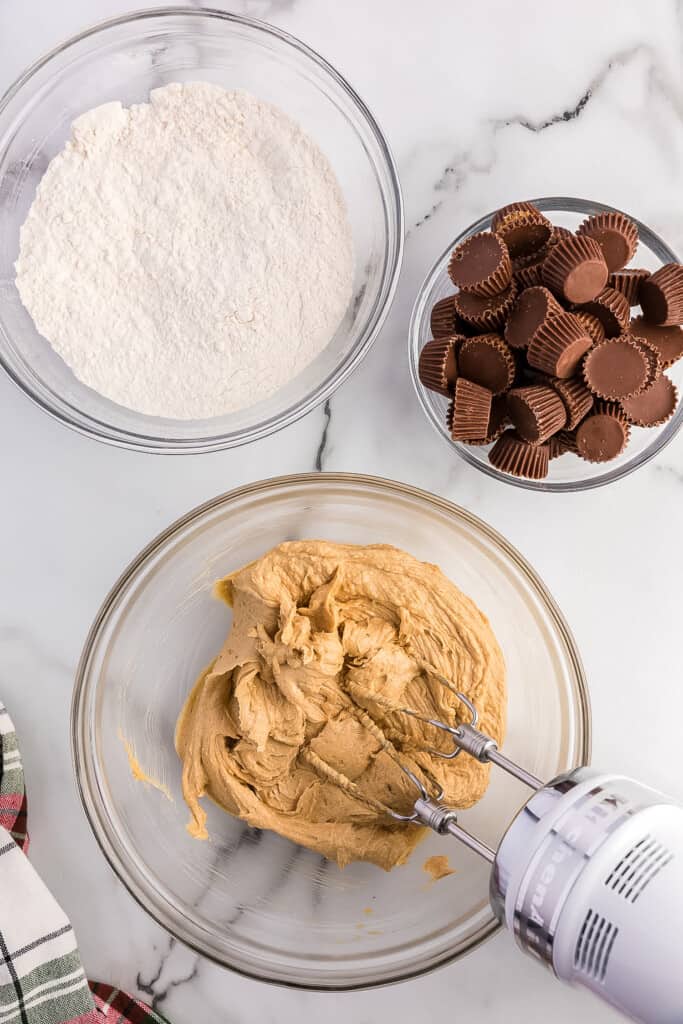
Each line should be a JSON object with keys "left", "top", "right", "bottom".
{"left": 410, "top": 198, "right": 683, "bottom": 491}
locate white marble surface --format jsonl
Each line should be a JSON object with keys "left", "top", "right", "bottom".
{"left": 1, "top": 1, "right": 683, "bottom": 1020}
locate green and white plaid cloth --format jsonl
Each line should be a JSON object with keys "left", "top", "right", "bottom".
{"left": 0, "top": 703, "right": 171, "bottom": 1024}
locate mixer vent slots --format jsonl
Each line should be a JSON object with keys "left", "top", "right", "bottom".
{"left": 574, "top": 909, "right": 618, "bottom": 982}
{"left": 604, "top": 833, "right": 674, "bottom": 903}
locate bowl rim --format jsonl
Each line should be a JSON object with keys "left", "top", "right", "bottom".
{"left": 409, "top": 196, "right": 683, "bottom": 492}
{"left": 71, "top": 471, "right": 592, "bottom": 990}
{"left": 0, "top": 6, "right": 404, "bottom": 454}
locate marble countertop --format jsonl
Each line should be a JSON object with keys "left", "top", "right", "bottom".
{"left": 2, "top": 1, "right": 683, "bottom": 1021}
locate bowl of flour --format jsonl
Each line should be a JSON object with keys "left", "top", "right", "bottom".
{"left": 0, "top": 9, "right": 403, "bottom": 452}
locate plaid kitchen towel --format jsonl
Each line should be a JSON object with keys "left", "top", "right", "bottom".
{"left": 0, "top": 703, "right": 171, "bottom": 1024}
{"left": 0, "top": 705, "right": 28, "bottom": 852}
{"left": 88, "top": 984, "right": 171, "bottom": 1023}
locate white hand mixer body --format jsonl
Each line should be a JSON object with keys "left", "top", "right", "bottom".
{"left": 491, "top": 769, "right": 683, "bottom": 1024}
{"left": 391, "top": 684, "right": 683, "bottom": 1024}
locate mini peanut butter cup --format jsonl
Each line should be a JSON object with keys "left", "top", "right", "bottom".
{"left": 542, "top": 235, "right": 608, "bottom": 304}
{"left": 609, "top": 268, "right": 650, "bottom": 306}
{"left": 639, "top": 264, "right": 683, "bottom": 326}
{"left": 573, "top": 311, "right": 606, "bottom": 347}
{"left": 512, "top": 244, "right": 552, "bottom": 272}
{"left": 575, "top": 401, "right": 630, "bottom": 463}
{"left": 514, "top": 261, "right": 545, "bottom": 290}
{"left": 548, "top": 435, "right": 565, "bottom": 460}
{"left": 488, "top": 430, "right": 550, "bottom": 479}
{"left": 631, "top": 337, "right": 662, "bottom": 389}
{"left": 620, "top": 373, "right": 678, "bottom": 427}
{"left": 527, "top": 311, "right": 593, "bottom": 378}
{"left": 453, "top": 280, "right": 517, "bottom": 330}
{"left": 577, "top": 286, "right": 630, "bottom": 338}
{"left": 457, "top": 334, "right": 516, "bottom": 395}
{"left": 583, "top": 336, "right": 649, "bottom": 401}
{"left": 550, "top": 376, "right": 594, "bottom": 429}
{"left": 505, "top": 286, "right": 562, "bottom": 350}
{"left": 463, "top": 396, "right": 508, "bottom": 445}
{"left": 506, "top": 384, "right": 567, "bottom": 444}
{"left": 491, "top": 202, "right": 552, "bottom": 259}
{"left": 550, "top": 225, "right": 574, "bottom": 245}
{"left": 418, "top": 337, "right": 460, "bottom": 395}
{"left": 549, "top": 430, "right": 578, "bottom": 458}
{"left": 450, "top": 378, "right": 493, "bottom": 441}
{"left": 448, "top": 231, "right": 512, "bottom": 296}
{"left": 576, "top": 211, "right": 638, "bottom": 272}
{"left": 446, "top": 397, "right": 455, "bottom": 432}
{"left": 628, "top": 316, "right": 683, "bottom": 369}
{"left": 430, "top": 295, "right": 458, "bottom": 338}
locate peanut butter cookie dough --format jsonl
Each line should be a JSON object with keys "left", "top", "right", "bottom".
{"left": 175, "top": 541, "right": 506, "bottom": 870}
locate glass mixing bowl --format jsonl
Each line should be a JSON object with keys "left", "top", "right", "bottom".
{"left": 409, "top": 198, "right": 683, "bottom": 492}
{"left": 0, "top": 9, "right": 403, "bottom": 453}
{"left": 72, "top": 473, "right": 590, "bottom": 989}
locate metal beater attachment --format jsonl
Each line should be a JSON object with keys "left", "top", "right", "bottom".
{"left": 386, "top": 676, "right": 543, "bottom": 863}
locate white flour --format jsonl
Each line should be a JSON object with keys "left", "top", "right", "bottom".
{"left": 15, "top": 82, "right": 354, "bottom": 419}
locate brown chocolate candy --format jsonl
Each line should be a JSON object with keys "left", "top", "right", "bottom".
{"left": 527, "top": 311, "right": 593, "bottom": 378}
{"left": 453, "top": 281, "right": 517, "bottom": 331}
{"left": 450, "top": 378, "right": 493, "bottom": 441}
{"left": 548, "top": 435, "right": 565, "bottom": 459}
{"left": 430, "top": 295, "right": 457, "bottom": 338}
{"left": 488, "top": 430, "right": 549, "bottom": 479}
{"left": 550, "top": 376, "right": 594, "bottom": 429}
{"left": 418, "top": 337, "right": 460, "bottom": 395}
{"left": 628, "top": 317, "right": 683, "bottom": 369}
{"left": 573, "top": 311, "right": 606, "bottom": 347}
{"left": 639, "top": 264, "right": 683, "bottom": 326}
{"left": 550, "top": 226, "right": 574, "bottom": 245}
{"left": 542, "top": 234, "right": 608, "bottom": 304}
{"left": 583, "top": 336, "right": 649, "bottom": 401}
{"left": 632, "top": 338, "right": 662, "bottom": 389}
{"left": 457, "top": 334, "right": 516, "bottom": 395}
{"left": 464, "top": 396, "right": 509, "bottom": 445}
{"left": 491, "top": 202, "right": 552, "bottom": 259}
{"left": 577, "top": 286, "right": 630, "bottom": 338}
{"left": 609, "top": 268, "right": 650, "bottom": 306}
{"left": 620, "top": 374, "right": 678, "bottom": 427}
{"left": 448, "top": 231, "right": 512, "bottom": 296}
{"left": 576, "top": 211, "right": 638, "bottom": 272}
{"left": 505, "top": 286, "right": 561, "bottom": 350}
{"left": 513, "top": 261, "right": 545, "bottom": 290}
{"left": 575, "top": 401, "right": 630, "bottom": 463}
{"left": 506, "top": 384, "right": 567, "bottom": 444}
{"left": 550, "top": 430, "right": 578, "bottom": 457}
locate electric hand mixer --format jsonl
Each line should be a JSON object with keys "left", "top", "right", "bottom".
{"left": 383, "top": 679, "right": 683, "bottom": 1024}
